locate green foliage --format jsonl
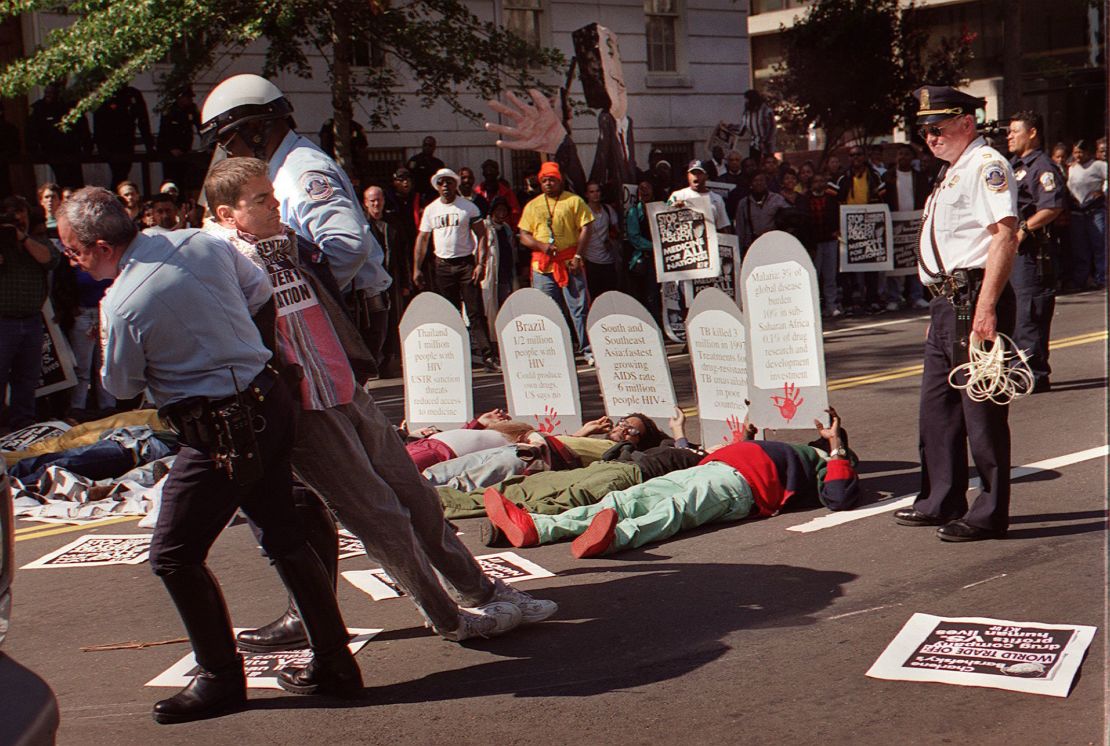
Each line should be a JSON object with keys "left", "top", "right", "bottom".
{"left": 769, "top": 0, "right": 972, "bottom": 151}
{"left": 0, "top": 0, "right": 564, "bottom": 130}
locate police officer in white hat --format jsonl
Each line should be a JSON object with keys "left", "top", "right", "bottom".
{"left": 200, "top": 74, "right": 390, "bottom": 375}
{"left": 893, "top": 85, "right": 1019, "bottom": 542}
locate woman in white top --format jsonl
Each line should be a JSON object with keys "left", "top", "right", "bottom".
{"left": 1066, "top": 139, "right": 1107, "bottom": 289}
{"left": 580, "top": 181, "right": 622, "bottom": 302}
{"left": 407, "top": 418, "right": 536, "bottom": 471}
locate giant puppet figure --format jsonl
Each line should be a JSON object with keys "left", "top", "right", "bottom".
{"left": 485, "top": 23, "right": 639, "bottom": 199}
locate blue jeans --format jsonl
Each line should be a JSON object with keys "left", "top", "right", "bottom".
{"left": 532, "top": 269, "right": 590, "bottom": 354}
{"left": 1070, "top": 208, "right": 1107, "bottom": 288}
{"left": 0, "top": 315, "right": 44, "bottom": 427}
{"left": 69, "top": 306, "right": 115, "bottom": 410}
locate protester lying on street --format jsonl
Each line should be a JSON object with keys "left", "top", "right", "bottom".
{"left": 204, "top": 157, "right": 556, "bottom": 651}
{"left": 1, "top": 409, "right": 166, "bottom": 466}
{"left": 421, "top": 433, "right": 581, "bottom": 492}
{"left": 440, "top": 408, "right": 695, "bottom": 521}
{"left": 483, "top": 408, "right": 860, "bottom": 557}
{"left": 405, "top": 417, "right": 538, "bottom": 471}
{"left": 553, "top": 413, "right": 667, "bottom": 463}
{"left": 9, "top": 425, "right": 177, "bottom": 485}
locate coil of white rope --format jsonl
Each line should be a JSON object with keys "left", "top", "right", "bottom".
{"left": 947, "top": 332, "right": 1035, "bottom": 405}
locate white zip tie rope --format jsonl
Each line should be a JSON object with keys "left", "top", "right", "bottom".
{"left": 948, "top": 332, "right": 1035, "bottom": 405}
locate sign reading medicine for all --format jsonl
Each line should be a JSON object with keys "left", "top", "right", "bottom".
{"left": 839, "top": 204, "right": 894, "bottom": 272}
{"left": 646, "top": 197, "right": 721, "bottom": 283}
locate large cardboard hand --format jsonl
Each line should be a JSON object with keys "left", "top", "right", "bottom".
{"left": 485, "top": 89, "right": 567, "bottom": 155}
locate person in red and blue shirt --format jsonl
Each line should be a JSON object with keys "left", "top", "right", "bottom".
{"left": 485, "top": 408, "right": 860, "bottom": 557}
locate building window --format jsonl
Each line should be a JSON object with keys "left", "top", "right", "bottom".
{"left": 353, "top": 37, "right": 385, "bottom": 68}
{"left": 365, "top": 147, "right": 406, "bottom": 187}
{"left": 645, "top": 0, "right": 680, "bottom": 73}
{"left": 505, "top": 0, "right": 545, "bottom": 48}
{"left": 510, "top": 150, "right": 541, "bottom": 189}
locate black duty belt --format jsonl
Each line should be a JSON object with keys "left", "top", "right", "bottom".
{"left": 435, "top": 254, "right": 476, "bottom": 265}
{"left": 924, "top": 268, "right": 985, "bottom": 300}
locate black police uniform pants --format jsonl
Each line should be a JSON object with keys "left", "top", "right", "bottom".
{"left": 913, "top": 286, "right": 1016, "bottom": 532}
{"left": 149, "top": 376, "right": 303, "bottom": 575}
{"left": 1010, "top": 247, "right": 1055, "bottom": 386}
{"left": 434, "top": 256, "right": 493, "bottom": 360}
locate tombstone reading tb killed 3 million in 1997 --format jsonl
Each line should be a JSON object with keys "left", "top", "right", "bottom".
{"left": 399, "top": 291, "right": 473, "bottom": 431}
{"left": 495, "top": 288, "right": 583, "bottom": 434}
{"left": 685, "top": 287, "right": 749, "bottom": 447}
{"left": 740, "top": 230, "right": 829, "bottom": 430}
{"left": 587, "top": 291, "right": 677, "bottom": 428}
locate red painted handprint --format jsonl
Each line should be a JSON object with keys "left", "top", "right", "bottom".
{"left": 769, "top": 382, "right": 804, "bottom": 423}
{"left": 724, "top": 414, "right": 744, "bottom": 444}
{"left": 534, "top": 405, "right": 561, "bottom": 433}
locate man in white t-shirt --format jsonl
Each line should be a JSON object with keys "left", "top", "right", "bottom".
{"left": 413, "top": 168, "right": 499, "bottom": 371}
{"left": 667, "top": 160, "right": 733, "bottom": 233}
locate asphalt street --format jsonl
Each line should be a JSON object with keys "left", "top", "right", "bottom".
{"left": 6, "top": 290, "right": 1107, "bottom": 745}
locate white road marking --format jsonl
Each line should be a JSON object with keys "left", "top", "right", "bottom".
{"left": 962, "top": 573, "right": 1008, "bottom": 590}
{"left": 823, "top": 315, "right": 928, "bottom": 337}
{"left": 825, "top": 604, "right": 901, "bottom": 621}
{"left": 787, "top": 445, "right": 1109, "bottom": 534}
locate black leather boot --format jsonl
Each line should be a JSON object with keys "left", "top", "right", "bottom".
{"left": 237, "top": 490, "right": 339, "bottom": 653}
{"left": 153, "top": 566, "right": 247, "bottom": 724}
{"left": 272, "top": 543, "right": 363, "bottom": 698}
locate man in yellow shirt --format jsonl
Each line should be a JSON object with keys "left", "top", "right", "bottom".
{"left": 837, "top": 146, "right": 888, "bottom": 313}
{"left": 518, "top": 161, "right": 595, "bottom": 363}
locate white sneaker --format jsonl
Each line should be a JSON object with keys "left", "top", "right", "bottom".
{"left": 912, "top": 297, "right": 930, "bottom": 309}
{"left": 438, "top": 601, "right": 522, "bottom": 642}
{"left": 491, "top": 579, "right": 558, "bottom": 624}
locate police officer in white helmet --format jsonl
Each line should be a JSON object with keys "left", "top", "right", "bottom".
{"left": 200, "top": 74, "right": 391, "bottom": 373}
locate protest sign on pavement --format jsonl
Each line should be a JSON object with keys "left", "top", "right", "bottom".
{"left": 587, "top": 291, "right": 677, "bottom": 427}
{"left": 399, "top": 291, "right": 473, "bottom": 430}
{"left": 740, "top": 230, "right": 829, "bottom": 430}
{"left": 867, "top": 613, "right": 1097, "bottom": 698}
{"left": 22, "top": 534, "right": 152, "bottom": 569}
{"left": 839, "top": 203, "right": 894, "bottom": 272}
{"left": 685, "top": 288, "right": 749, "bottom": 447}
{"left": 495, "top": 288, "right": 582, "bottom": 434}
{"left": 647, "top": 197, "right": 721, "bottom": 282}
{"left": 147, "top": 629, "right": 379, "bottom": 690}
{"left": 889, "top": 210, "right": 924, "bottom": 277}
{"left": 343, "top": 552, "right": 554, "bottom": 601}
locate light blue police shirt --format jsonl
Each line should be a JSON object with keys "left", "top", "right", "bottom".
{"left": 99, "top": 230, "right": 274, "bottom": 407}
{"left": 269, "top": 131, "right": 391, "bottom": 295}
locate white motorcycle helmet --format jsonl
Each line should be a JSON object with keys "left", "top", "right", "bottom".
{"left": 199, "top": 74, "right": 295, "bottom": 153}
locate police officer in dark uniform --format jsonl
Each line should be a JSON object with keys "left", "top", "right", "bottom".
{"left": 56, "top": 187, "right": 363, "bottom": 724}
{"left": 1006, "top": 111, "right": 1066, "bottom": 393}
{"left": 893, "top": 86, "right": 1020, "bottom": 542}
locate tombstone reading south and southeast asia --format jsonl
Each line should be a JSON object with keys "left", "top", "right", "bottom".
{"left": 740, "top": 230, "right": 829, "bottom": 430}
{"left": 399, "top": 291, "right": 473, "bottom": 431}
{"left": 587, "top": 291, "right": 677, "bottom": 427}
{"left": 495, "top": 288, "right": 583, "bottom": 434}
{"left": 889, "top": 210, "right": 925, "bottom": 277}
{"left": 685, "top": 287, "right": 749, "bottom": 447}
{"left": 839, "top": 203, "right": 894, "bottom": 273}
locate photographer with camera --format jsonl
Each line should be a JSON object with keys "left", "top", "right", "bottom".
{"left": 0, "top": 195, "right": 60, "bottom": 432}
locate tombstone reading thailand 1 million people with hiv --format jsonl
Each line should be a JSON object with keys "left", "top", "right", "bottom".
{"left": 495, "top": 288, "right": 583, "bottom": 434}
{"left": 685, "top": 287, "right": 749, "bottom": 446}
{"left": 587, "top": 291, "right": 677, "bottom": 428}
{"left": 740, "top": 230, "right": 829, "bottom": 429}
{"left": 399, "top": 291, "right": 473, "bottom": 431}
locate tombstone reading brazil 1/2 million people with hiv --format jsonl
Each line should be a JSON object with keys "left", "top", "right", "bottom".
{"left": 495, "top": 288, "right": 583, "bottom": 434}
{"left": 739, "top": 230, "right": 829, "bottom": 430}
{"left": 399, "top": 291, "right": 473, "bottom": 431}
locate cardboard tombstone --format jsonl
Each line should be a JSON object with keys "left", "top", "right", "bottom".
{"left": 586, "top": 291, "right": 677, "bottom": 428}
{"left": 494, "top": 288, "right": 582, "bottom": 434}
{"left": 739, "top": 231, "right": 829, "bottom": 430}
{"left": 399, "top": 292, "right": 473, "bottom": 430}
{"left": 647, "top": 196, "right": 721, "bottom": 283}
{"left": 685, "top": 288, "right": 749, "bottom": 447}
{"left": 889, "top": 210, "right": 924, "bottom": 277}
{"left": 839, "top": 203, "right": 894, "bottom": 272}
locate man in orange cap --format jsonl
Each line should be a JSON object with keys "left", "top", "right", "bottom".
{"left": 517, "top": 161, "right": 596, "bottom": 363}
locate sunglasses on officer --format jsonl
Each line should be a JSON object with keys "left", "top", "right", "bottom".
{"left": 918, "top": 116, "right": 963, "bottom": 140}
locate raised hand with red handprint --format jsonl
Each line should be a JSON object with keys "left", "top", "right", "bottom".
{"left": 723, "top": 412, "right": 758, "bottom": 444}
{"left": 769, "top": 382, "right": 804, "bottom": 423}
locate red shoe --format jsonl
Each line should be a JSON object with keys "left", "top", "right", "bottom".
{"left": 483, "top": 488, "right": 539, "bottom": 547}
{"left": 571, "top": 508, "right": 618, "bottom": 559}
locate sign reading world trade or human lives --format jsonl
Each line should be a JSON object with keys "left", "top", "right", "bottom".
{"left": 740, "top": 230, "right": 829, "bottom": 430}
{"left": 495, "top": 288, "right": 582, "bottom": 434}
{"left": 685, "top": 287, "right": 748, "bottom": 447}
{"left": 399, "top": 291, "right": 473, "bottom": 431}
{"left": 587, "top": 291, "right": 677, "bottom": 428}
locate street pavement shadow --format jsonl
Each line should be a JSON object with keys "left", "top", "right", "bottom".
{"left": 1005, "top": 508, "right": 1107, "bottom": 540}
{"left": 1042, "top": 376, "right": 1107, "bottom": 392}
{"left": 361, "top": 561, "right": 855, "bottom": 704}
